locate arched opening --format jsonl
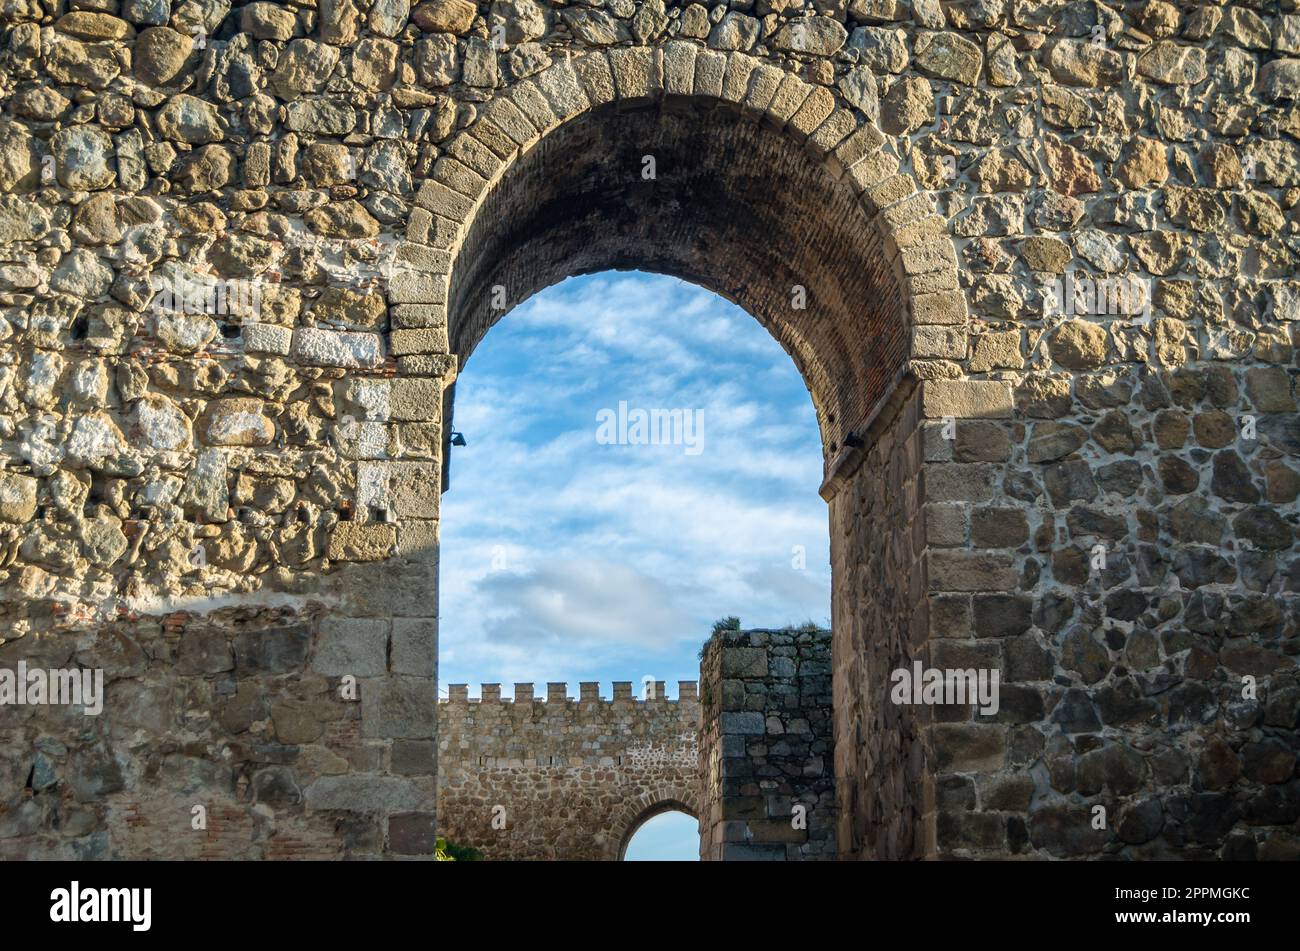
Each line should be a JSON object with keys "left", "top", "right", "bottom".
{"left": 444, "top": 95, "right": 907, "bottom": 459}
{"left": 433, "top": 270, "right": 827, "bottom": 860}
{"left": 420, "top": 56, "right": 948, "bottom": 859}
{"left": 619, "top": 802, "right": 701, "bottom": 862}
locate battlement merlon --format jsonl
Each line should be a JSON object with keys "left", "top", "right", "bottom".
{"left": 439, "top": 681, "right": 700, "bottom": 703}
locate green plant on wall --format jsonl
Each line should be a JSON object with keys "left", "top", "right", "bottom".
{"left": 439, "top": 840, "right": 483, "bottom": 861}
{"left": 712, "top": 616, "right": 741, "bottom": 634}
{"left": 700, "top": 616, "right": 742, "bottom": 660}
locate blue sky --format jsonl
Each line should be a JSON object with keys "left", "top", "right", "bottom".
{"left": 438, "top": 271, "right": 830, "bottom": 698}
{"left": 623, "top": 810, "right": 701, "bottom": 861}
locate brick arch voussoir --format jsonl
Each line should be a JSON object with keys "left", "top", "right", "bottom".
{"left": 398, "top": 46, "right": 965, "bottom": 446}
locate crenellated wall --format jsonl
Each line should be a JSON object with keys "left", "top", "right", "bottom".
{"left": 436, "top": 680, "right": 700, "bottom": 860}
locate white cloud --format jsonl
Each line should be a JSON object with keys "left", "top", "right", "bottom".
{"left": 477, "top": 559, "right": 694, "bottom": 647}
{"left": 438, "top": 272, "right": 830, "bottom": 687}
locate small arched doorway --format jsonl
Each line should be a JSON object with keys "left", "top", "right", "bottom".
{"left": 618, "top": 800, "right": 700, "bottom": 862}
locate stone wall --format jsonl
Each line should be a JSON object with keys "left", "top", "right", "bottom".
{"left": 436, "top": 680, "right": 700, "bottom": 860}
{"left": 0, "top": 0, "right": 1297, "bottom": 861}
{"left": 698, "top": 627, "right": 836, "bottom": 860}
{"left": 828, "top": 379, "right": 930, "bottom": 860}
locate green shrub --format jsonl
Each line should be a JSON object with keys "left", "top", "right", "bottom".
{"left": 441, "top": 840, "right": 483, "bottom": 861}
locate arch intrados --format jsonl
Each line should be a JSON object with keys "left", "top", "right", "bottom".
{"left": 412, "top": 50, "right": 940, "bottom": 461}
{"left": 615, "top": 799, "right": 700, "bottom": 862}
{"left": 444, "top": 100, "right": 882, "bottom": 453}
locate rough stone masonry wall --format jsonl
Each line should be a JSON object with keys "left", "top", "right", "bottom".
{"left": 698, "top": 628, "right": 836, "bottom": 859}
{"left": 0, "top": 0, "right": 1297, "bottom": 862}
{"left": 905, "top": 4, "right": 1300, "bottom": 859}
{"left": 436, "top": 681, "right": 700, "bottom": 859}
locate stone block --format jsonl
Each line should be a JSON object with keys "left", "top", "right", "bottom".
{"left": 313, "top": 618, "right": 388, "bottom": 677}
{"left": 387, "top": 377, "right": 441, "bottom": 421}
{"left": 390, "top": 327, "right": 449, "bottom": 356}
{"left": 388, "top": 812, "right": 438, "bottom": 854}
{"left": 930, "top": 723, "right": 1007, "bottom": 772}
{"left": 922, "top": 380, "right": 1013, "bottom": 419}
{"left": 291, "top": 327, "right": 384, "bottom": 369}
{"left": 721, "top": 647, "right": 768, "bottom": 678}
{"left": 912, "top": 289, "right": 968, "bottom": 325}
{"left": 304, "top": 775, "right": 434, "bottom": 813}
{"left": 389, "top": 270, "right": 449, "bottom": 305}
{"left": 362, "top": 678, "right": 437, "bottom": 739}
{"left": 389, "top": 462, "right": 440, "bottom": 518}
{"left": 241, "top": 322, "right": 292, "bottom": 355}
{"left": 391, "top": 740, "right": 437, "bottom": 776}
{"left": 327, "top": 522, "right": 397, "bottom": 561}
{"left": 392, "top": 618, "right": 435, "bottom": 676}
{"left": 0, "top": 472, "right": 38, "bottom": 522}
{"left": 924, "top": 464, "right": 995, "bottom": 503}
{"left": 928, "top": 550, "right": 1017, "bottom": 591}
{"left": 720, "top": 711, "right": 765, "bottom": 734}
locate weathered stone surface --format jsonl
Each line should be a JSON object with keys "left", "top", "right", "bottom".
{"left": 880, "top": 76, "right": 934, "bottom": 135}
{"left": 1049, "top": 320, "right": 1108, "bottom": 370}
{"left": 0, "top": 472, "right": 38, "bottom": 522}
{"left": 291, "top": 328, "right": 384, "bottom": 368}
{"left": 914, "top": 31, "right": 982, "bottom": 85}
{"left": 1044, "top": 135, "right": 1100, "bottom": 196}
{"left": 157, "top": 94, "right": 225, "bottom": 144}
{"left": 134, "top": 27, "right": 193, "bottom": 85}
{"left": 1137, "top": 42, "right": 1208, "bottom": 85}
{"left": 774, "top": 17, "right": 847, "bottom": 56}
{"left": 133, "top": 393, "right": 193, "bottom": 451}
{"left": 1047, "top": 39, "right": 1122, "bottom": 86}
{"left": 272, "top": 40, "right": 340, "bottom": 99}
{"left": 314, "top": 618, "right": 388, "bottom": 676}
{"left": 199, "top": 398, "right": 275, "bottom": 447}
{"left": 305, "top": 201, "right": 380, "bottom": 238}
{"left": 46, "top": 38, "right": 121, "bottom": 88}
{"left": 413, "top": 0, "right": 477, "bottom": 34}
{"left": 241, "top": 2, "right": 298, "bottom": 40}
{"left": 51, "top": 126, "right": 116, "bottom": 190}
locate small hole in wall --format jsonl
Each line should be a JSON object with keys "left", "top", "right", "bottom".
{"left": 69, "top": 315, "right": 88, "bottom": 341}
{"left": 219, "top": 323, "right": 241, "bottom": 339}
{"left": 370, "top": 506, "right": 388, "bottom": 523}
{"left": 85, "top": 477, "right": 107, "bottom": 510}
{"left": 338, "top": 501, "right": 354, "bottom": 521}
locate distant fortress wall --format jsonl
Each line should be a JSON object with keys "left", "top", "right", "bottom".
{"left": 436, "top": 627, "right": 837, "bottom": 861}
{"left": 436, "top": 680, "right": 702, "bottom": 861}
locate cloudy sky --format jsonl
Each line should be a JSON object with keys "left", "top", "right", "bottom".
{"left": 437, "top": 270, "right": 830, "bottom": 858}
{"left": 438, "top": 270, "right": 831, "bottom": 698}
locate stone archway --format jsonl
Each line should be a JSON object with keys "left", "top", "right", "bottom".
{"left": 16, "top": 1, "right": 1293, "bottom": 864}
{"left": 614, "top": 790, "right": 699, "bottom": 861}
{"left": 400, "top": 49, "right": 962, "bottom": 860}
